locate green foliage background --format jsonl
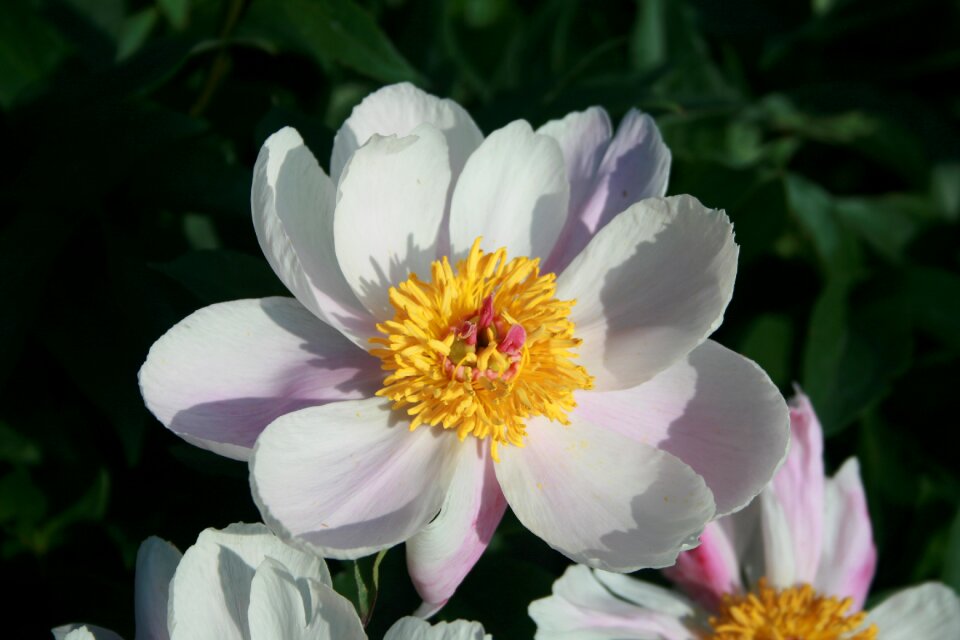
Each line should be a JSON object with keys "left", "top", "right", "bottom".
{"left": 1, "top": 0, "right": 959, "bottom": 636}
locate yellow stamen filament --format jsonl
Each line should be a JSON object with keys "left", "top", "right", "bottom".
{"left": 707, "top": 579, "right": 878, "bottom": 640}
{"left": 370, "top": 237, "right": 593, "bottom": 459}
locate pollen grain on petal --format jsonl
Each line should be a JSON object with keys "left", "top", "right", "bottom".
{"left": 371, "top": 237, "right": 593, "bottom": 457}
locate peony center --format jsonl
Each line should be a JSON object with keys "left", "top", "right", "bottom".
{"left": 370, "top": 237, "right": 593, "bottom": 458}
{"left": 707, "top": 579, "right": 877, "bottom": 640}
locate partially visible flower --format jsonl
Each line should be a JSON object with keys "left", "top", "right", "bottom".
{"left": 53, "top": 523, "right": 488, "bottom": 640}
{"left": 529, "top": 392, "right": 960, "bottom": 639}
{"left": 140, "top": 82, "right": 789, "bottom": 615}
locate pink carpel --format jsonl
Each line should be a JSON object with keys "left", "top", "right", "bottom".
{"left": 478, "top": 294, "right": 495, "bottom": 331}
{"left": 498, "top": 324, "right": 526, "bottom": 357}
{"left": 458, "top": 320, "right": 478, "bottom": 346}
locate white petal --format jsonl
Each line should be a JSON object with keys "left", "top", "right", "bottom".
{"left": 528, "top": 565, "right": 697, "bottom": 640}
{"left": 334, "top": 125, "right": 451, "bottom": 320}
{"left": 54, "top": 626, "right": 125, "bottom": 640}
{"left": 557, "top": 195, "right": 738, "bottom": 390}
{"left": 543, "top": 109, "right": 671, "bottom": 273}
{"left": 758, "top": 489, "right": 796, "bottom": 589}
{"left": 770, "top": 391, "right": 825, "bottom": 583}
{"left": 537, "top": 108, "right": 612, "bottom": 217}
{"left": 247, "top": 558, "right": 312, "bottom": 640}
{"left": 582, "top": 109, "right": 671, "bottom": 225}
{"left": 331, "top": 83, "right": 483, "bottom": 185}
{"left": 305, "top": 582, "right": 367, "bottom": 640}
{"left": 449, "top": 120, "right": 569, "bottom": 262}
{"left": 384, "top": 617, "right": 489, "bottom": 640}
{"left": 247, "top": 558, "right": 365, "bottom": 640}
{"left": 253, "top": 127, "right": 374, "bottom": 347}
{"left": 813, "top": 458, "right": 876, "bottom": 610}
{"left": 573, "top": 340, "right": 789, "bottom": 516}
{"left": 496, "top": 415, "right": 715, "bottom": 572}
{"left": 406, "top": 439, "right": 507, "bottom": 612}
{"left": 594, "top": 571, "right": 697, "bottom": 618}
{"left": 251, "top": 398, "right": 460, "bottom": 559}
{"left": 866, "top": 583, "right": 960, "bottom": 640}
{"left": 168, "top": 523, "right": 330, "bottom": 640}
{"left": 139, "top": 298, "right": 381, "bottom": 461}
{"left": 134, "top": 537, "right": 181, "bottom": 640}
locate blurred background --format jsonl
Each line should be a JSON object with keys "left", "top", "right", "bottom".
{"left": 1, "top": 0, "right": 958, "bottom": 636}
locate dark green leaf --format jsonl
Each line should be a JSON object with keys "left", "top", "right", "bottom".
{"left": 931, "top": 163, "right": 960, "bottom": 222}
{"left": 34, "top": 469, "right": 110, "bottom": 553}
{"left": 801, "top": 280, "right": 849, "bottom": 433}
{"left": 117, "top": 7, "right": 160, "bottom": 61}
{"left": 155, "top": 250, "right": 287, "bottom": 304}
{"left": 0, "top": 422, "right": 41, "bottom": 465}
{"left": 0, "top": 0, "right": 70, "bottom": 108}
{"left": 802, "top": 281, "right": 913, "bottom": 434}
{"left": 943, "top": 506, "right": 960, "bottom": 592}
{"left": 895, "top": 267, "right": 960, "bottom": 352}
{"left": 240, "top": 0, "right": 422, "bottom": 84}
{"left": 158, "top": 0, "right": 191, "bottom": 30}
{"left": 353, "top": 560, "right": 370, "bottom": 621}
{"left": 660, "top": 114, "right": 764, "bottom": 168}
{"left": 349, "top": 548, "right": 388, "bottom": 625}
{"left": 730, "top": 176, "right": 790, "bottom": 264}
{"left": 760, "top": 94, "right": 878, "bottom": 145}
{"left": 737, "top": 314, "right": 794, "bottom": 389}
{"left": 833, "top": 194, "right": 933, "bottom": 263}
{"left": 0, "top": 468, "right": 47, "bottom": 524}
{"left": 786, "top": 173, "right": 865, "bottom": 282}
{"left": 629, "top": 0, "right": 667, "bottom": 72}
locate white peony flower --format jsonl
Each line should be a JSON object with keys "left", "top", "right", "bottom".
{"left": 53, "top": 523, "right": 488, "bottom": 640}
{"left": 140, "top": 83, "right": 789, "bottom": 615}
{"left": 529, "top": 392, "right": 960, "bottom": 639}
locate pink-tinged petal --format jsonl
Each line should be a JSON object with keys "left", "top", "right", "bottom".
{"left": 574, "top": 340, "right": 789, "bottom": 516}
{"left": 770, "top": 391, "right": 825, "bottom": 584}
{"left": 330, "top": 83, "right": 483, "bottom": 185}
{"left": 407, "top": 439, "right": 507, "bottom": 615}
{"left": 557, "top": 196, "right": 738, "bottom": 390}
{"left": 139, "top": 298, "right": 381, "bottom": 461}
{"left": 544, "top": 109, "right": 671, "bottom": 273}
{"left": 866, "top": 582, "right": 960, "bottom": 639}
{"left": 813, "top": 458, "right": 876, "bottom": 609}
{"left": 252, "top": 127, "right": 375, "bottom": 347}
{"left": 537, "top": 108, "right": 613, "bottom": 218}
{"left": 758, "top": 489, "right": 797, "bottom": 589}
{"left": 168, "top": 523, "right": 331, "bottom": 640}
{"left": 496, "top": 415, "right": 715, "bottom": 572}
{"left": 384, "top": 617, "right": 490, "bottom": 640}
{"left": 135, "top": 537, "right": 182, "bottom": 640}
{"left": 334, "top": 124, "right": 451, "bottom": 320}
{"left": 449, "top": 121, "right": 569, "bottom": 263}
{"left": 663, "top": 521, "right": 743, "bottom": 611}
{"left": 529, "top": 565, "right": 698, "bottom": 640}
{"left": 250, "top": 398, "right": 460, "bottom": 560}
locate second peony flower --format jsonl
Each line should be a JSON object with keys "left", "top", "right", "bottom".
{"left": 139, "top": 83, "right": 790, "bottom": 615}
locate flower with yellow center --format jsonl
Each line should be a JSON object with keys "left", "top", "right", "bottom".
{"left": 372, "top": 238, "right": 593, "bottom": 458}
{"left": 530, "top": 393, "right": 960, "bottom": 639}
{"left": 708, "top": 579, "right": 876, "bottom": 640}
{"left": 140, "top": 83, "right": 790, "bottom": 617}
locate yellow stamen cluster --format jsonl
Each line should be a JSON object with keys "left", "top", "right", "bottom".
{"left": 370, "top": 238, "right": 593, "bottom": 459}
{"left": 707, "top": 579, "right": 877, "bottom": 640}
